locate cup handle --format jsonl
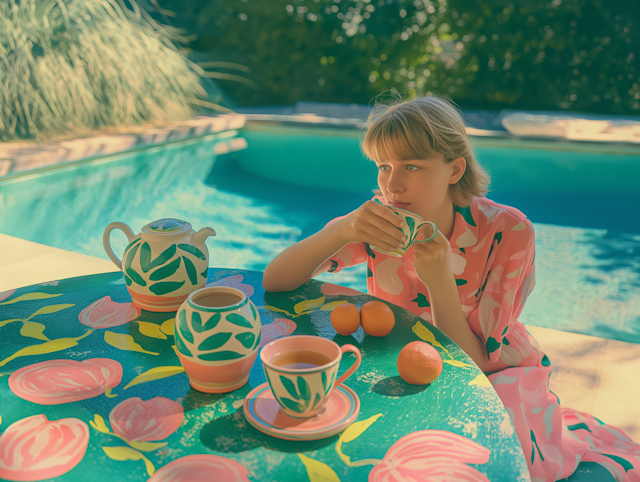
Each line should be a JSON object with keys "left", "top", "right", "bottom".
{"left": 409, "top": 221, "right": 438, "bottom": 245}
{"left": 103, "top": 222, "right": 136, "bottom": 270}
{"left": 334, "top": 344, "right": 362, "bottom": 387}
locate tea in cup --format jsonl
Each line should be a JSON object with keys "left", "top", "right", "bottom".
{"left": 260, "top": 335, "right": 361, "bottom": 418}
{"left": 371, "top": 205, "right": 437, "bottom": 257}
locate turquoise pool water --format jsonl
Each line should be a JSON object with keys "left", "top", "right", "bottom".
{"left": 1, "top": 124, "right": 639, "bottom": 344}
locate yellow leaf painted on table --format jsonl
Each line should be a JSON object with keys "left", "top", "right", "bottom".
{"left": 340, "top": 413, "right": 383, "bottom": 444}
{"left": 127, "top": 440, "right": 168, "bottom": 452}
{"left": 0, "top": 330, "right": 93, "bottom": 367}
{"left": 160, "top": 318, "right": 175, "bottom": 336}
{"left": 260, "top": 305, "right": 296, "bottom": 317}
{"left": 104, "top": 331, "right": 159, "bottom": 356}
{"left": 26, "top": 304, "right": 75, "bottom": 319}
{"left": 137, "top": 321, "right": 167, "bottom": 340}
{"left": 294, "top": 297, "right": 326, "bottom": 314}
{"left": 320, "top": 300, "right": 349, "bottom": 311}
{"left": 172, "top": 345, "right": 179, "bottom": 357}
{"left": 20, "top": 321, "right": 49, "bottom": 341}
{"left": 90, "top": 414, "right": 110, "bottom": 434}
{"left": 123, "top": 366, "right": 184, "bottom": 390}
{"left": 0, "top": 414, "right": 2, "bottom": 427}
{"left": 443, "top": 359, "right": 473, "bottom": 370}
{"left": 0, "top": 318, "right": 21, "bottom": 328}
{"left": 102, "top": 446, "right": 155, "bottom": 476}
{"left": 0, "top": 292, "right": 62, "bottom": 305}
{"left": 412, "top": 321, "right": 448, "bottom": 353}
{"left": 469, "top": 374, "right": 493, "bottom": 387}
{"left": 298, "top": 453, "right": 341, "bottom": 482}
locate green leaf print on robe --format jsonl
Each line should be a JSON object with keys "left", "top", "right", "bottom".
{"left": 455, "top": 205, "right": 477, "bottom": 226}
{"left": 365, "top": 244, "right": 376, "bottom": 259}
{"left": 412, "top": 293, "right": 430, "bottom": 307}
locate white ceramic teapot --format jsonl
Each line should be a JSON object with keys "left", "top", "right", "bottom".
{"left": 103, "top": 218, "right": 216, "bottom": 312}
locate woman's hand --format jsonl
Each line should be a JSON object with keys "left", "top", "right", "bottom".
{"left": 338, "top": 200, "right": 406, "bottom": 252}
{"left": 412, "top": 226, "right": 454, "bottom": 290}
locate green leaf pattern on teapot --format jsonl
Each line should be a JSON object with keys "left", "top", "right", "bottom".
{"left": 123, "top": 242, "right": 206, "bottom": 295}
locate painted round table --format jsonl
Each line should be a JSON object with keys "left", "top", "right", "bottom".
{"left": 0, "top": 268, "right": 531, "bottom": 482}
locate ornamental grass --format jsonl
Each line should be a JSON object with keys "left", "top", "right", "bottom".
{"left": 0, "top": 0, "right": 225, "bottom": 142}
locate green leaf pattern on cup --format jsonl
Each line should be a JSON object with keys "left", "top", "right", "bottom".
{"left": 278, "top": 375, "right": 313, "bottom": 414}
{"left": 405, "top": 217, "right": 416, "bottom": 244}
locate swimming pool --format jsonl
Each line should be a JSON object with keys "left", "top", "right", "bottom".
{"left": 1, "top": 123, "right": 639, "bottom": 344}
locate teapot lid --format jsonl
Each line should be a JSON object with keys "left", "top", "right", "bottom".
{"left": 142, "top": 218, "right": 191, "bottom": 236}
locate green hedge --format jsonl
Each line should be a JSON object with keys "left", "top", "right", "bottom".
{"left": 151, "top": 0, "right": 639, "bottom": 115}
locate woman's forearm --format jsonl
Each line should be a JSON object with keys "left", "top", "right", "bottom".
{"left": 262, "top": 220, "right": 349, "bottom": 292}
{"left": 427, "top": 275, "right": 488, "bottom": 371}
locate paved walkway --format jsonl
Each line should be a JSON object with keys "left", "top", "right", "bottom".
{"left": 0, "top": 233, "right": 637, "bottom": 443}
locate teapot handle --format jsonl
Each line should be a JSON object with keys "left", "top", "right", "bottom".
{"left": 103, "top": 222, "right": 136, "bottom": 270}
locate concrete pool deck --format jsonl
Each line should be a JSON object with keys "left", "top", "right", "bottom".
{"left": 1, "top": 232, "right": 638, "bottom": 444}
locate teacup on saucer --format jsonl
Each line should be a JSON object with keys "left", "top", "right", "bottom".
{"left": 243, "top": 382, "right": 360, "bottom": 441}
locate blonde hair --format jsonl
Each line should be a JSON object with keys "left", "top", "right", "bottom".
{"left": 361, "top": 94, "right": 490, "bottom": 207}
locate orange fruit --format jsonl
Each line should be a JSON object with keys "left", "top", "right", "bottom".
{"left": 360, "top": 301, "right": 395, "bottom": 337}
{"left": 397, "top": 341, "right": 443, "bottom": 385}
{"left": 330, "top": 303, "right": 361, "bottom": 336}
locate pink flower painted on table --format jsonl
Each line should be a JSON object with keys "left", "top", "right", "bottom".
{"left": 321, "top": 283, "right": 363, "bottom": 297}
{"left": 148, "top": 454, "right": 249, "bottom": 482}
{"left": 109, "top": 396, "right": 184, "bottom": 442}
{"left": 259, "top": 318, "right": 297, "bottom": 347}
{"left": 9, "top": 358, "right": 123, "bottom": 404}
{"left": 0, "top": 289, "right": 16, "bottom": 303}
{"left": 206, "top": 275, "right": 254, "bottom": 297}
{"left": 369, "top": 430, "right": 491, "bottom": 482}
{"left": 0, "top": 414, "right": 89, "bottom": 481}
{"left": 79, "top": 295, "right": 140, "bottom": 329}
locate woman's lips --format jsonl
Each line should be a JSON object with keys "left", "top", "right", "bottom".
{"left": 389, "top": 202, "right": 411, "bottom": 209}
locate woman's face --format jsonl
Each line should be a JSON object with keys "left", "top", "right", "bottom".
{"left": 375, "top": 153, "right": 464, "bottom": 221}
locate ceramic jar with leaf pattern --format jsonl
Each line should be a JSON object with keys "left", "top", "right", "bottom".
{"left": 103, "top": 218, "right": 216, "bottom": 312}
{"left": 174, "top": 286, "right": 261, "bottom": 393}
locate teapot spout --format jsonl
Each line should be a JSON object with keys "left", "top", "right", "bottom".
{"left": 193, "top": 227, "right": 216, "bottom": 246}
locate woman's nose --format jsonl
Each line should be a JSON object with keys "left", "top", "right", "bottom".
{"left": 385, "top": 170, "right": 405, "bottom": 193}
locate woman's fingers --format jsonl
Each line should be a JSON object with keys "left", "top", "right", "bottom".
{"left": 355, "top": 224, "right": 404, "bottom": 251}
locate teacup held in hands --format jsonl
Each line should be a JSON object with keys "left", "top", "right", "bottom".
{"left": 371, "top": 205, "right": 437, "bottom": 257}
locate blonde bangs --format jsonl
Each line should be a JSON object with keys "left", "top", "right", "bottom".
{"left": 362, "top": 107, "right": 436, "bottom": 163}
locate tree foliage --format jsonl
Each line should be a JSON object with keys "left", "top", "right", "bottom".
{"left": 153, "top": 0, "right": 639, "bottom": 115}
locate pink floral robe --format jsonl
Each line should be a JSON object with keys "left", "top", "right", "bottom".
{"left": 325, "top": 195, "right": 640, "bottom": 482}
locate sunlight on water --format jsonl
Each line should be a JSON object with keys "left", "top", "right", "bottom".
{"left": 1, "top": 131, "right": 638, "bottom": 344}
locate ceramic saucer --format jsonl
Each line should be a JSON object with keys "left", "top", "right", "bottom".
{"left": 243, "top": 382, "right": 360, "bottom": 441}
